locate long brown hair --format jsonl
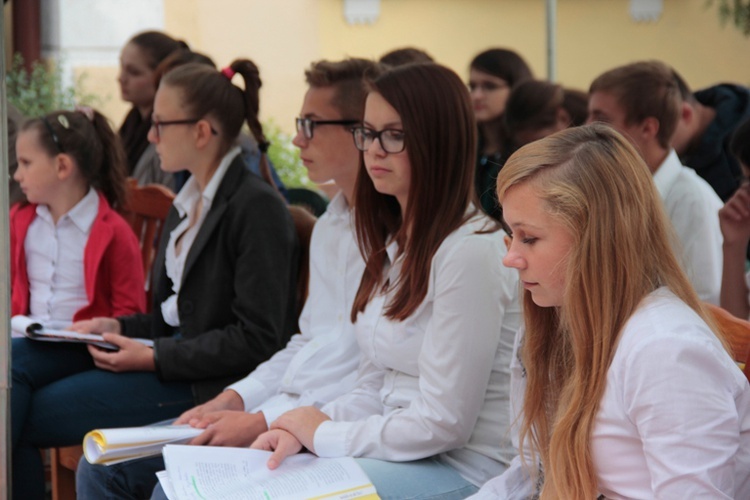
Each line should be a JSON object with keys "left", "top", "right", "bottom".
{"left": 23, "top": 109, "right": 128, "bottom": 208}
{"left": 351, "top": 63, "right": 480, "bottom": 321}
{"left": 496, "top": 123, "right": 721, "bottom": 498}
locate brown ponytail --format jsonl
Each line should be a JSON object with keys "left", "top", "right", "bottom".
{"left": 228, "top": 59, "right": 274, "bottom": 187}
{"left": 161, "top": 59, "right": 276, "bottom": 188}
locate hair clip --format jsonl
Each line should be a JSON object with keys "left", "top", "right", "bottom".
{"left": 259, "top": 141, "right": 271, "bottom": 153}
{"left": 221, "top": 66, "right": 236, "bottom": 80}
{"left": 57, "top": 114, "right": 70, "bottom": 129}
{"left": 75, "top": 105, "right": 95, "bottom": 122}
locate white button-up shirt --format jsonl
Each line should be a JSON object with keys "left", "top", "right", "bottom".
{"left": 161, "top": 147, "right": 240, "bottom": 327}
{"left": 26, "top": 187, "right": 98, "bottom": 323}
{"left": 653, "top": 149, "right": 723, "bottom": 304}
{"left": 227, "top": 192, "right": 365, "bottom": 426}
{"left": 472, "top": 287, "right": 750, "bottom": 499}
{"left": 313, "top": 213, "right": 521, "bottom": 487}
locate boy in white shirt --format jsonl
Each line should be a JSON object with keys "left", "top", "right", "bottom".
{"left": 588, "top": 60, "right": 723, "bottom": 304}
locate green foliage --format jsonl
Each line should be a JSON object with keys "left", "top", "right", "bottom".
{"left": 709, "top": 0, "right": 750, "bottom": 36}
{"left": 264, "top": 120, "right": 314, "bottom": 188}
{"left": 5, "top": 53, "right": 101, "bottom": 118}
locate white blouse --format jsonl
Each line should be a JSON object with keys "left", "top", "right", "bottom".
{"left": 472, "top": 287, "right": 750, "bottom": 499}
{"left": 313, "top": 213, "right": 522, "bottom": 487}
{"left": 227, "top": 192, "right": 365, "bottom": 426}
{"left": 26, "top": 188, "right": 98, "bottom": 323}
{"left": 161, "top": 147, "right": 239, "bottom": 327}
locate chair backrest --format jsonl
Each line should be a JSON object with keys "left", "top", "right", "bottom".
{"left": 288, "top": 205, "right": 316, "bottom": 321}
{"left": 705, "top": 303, "right": 750, "bottom": 381}
{"left": 119, "top": 179, "right": 175, "bottom": 310}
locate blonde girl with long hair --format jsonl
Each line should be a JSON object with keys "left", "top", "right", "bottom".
{"left": 472, "top": 123, "right": 750, "bottom": 499}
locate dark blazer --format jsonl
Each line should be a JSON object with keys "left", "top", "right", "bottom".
{"left": 120, "top": 156, "right": 298, "bottom": 403}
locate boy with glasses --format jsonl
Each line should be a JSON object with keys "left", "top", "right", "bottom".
{"left": 77, "top": 58, "right": 379, "bottom": 499}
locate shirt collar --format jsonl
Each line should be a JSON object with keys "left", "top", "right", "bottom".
{"left": 327, "top": 191, "right": 351, "bottom": 218}
{"left": 652, "top": 149, "right": 682, "bottom": 199}
{"left": 36, "top": 187, "right": 99, "bottom": 232}
{"left": 173, "top": 146, "right": 241, "bottom": 218}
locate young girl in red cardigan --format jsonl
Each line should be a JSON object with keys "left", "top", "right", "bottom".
{"left": 10, "top": 108, "right": 145, "bottom": 322}
{"left": 10, "top": 108, "right": 145, "bottom": 500}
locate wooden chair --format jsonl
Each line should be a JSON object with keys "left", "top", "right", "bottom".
{"left": 119, "top": 179, "right": 176, "bottom": 309}
{"left": 49, "top": 180, "right": 175, "bottom": 500}
{"left": 705, "top": 303, "right": 750, "bottom": 381}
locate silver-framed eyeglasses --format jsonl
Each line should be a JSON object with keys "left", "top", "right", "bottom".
{"left": 295, "top": 117, "right": 359, "bottom": 140}
{"left": 351, "top": 126, "right": 406, "bottom": 154}
{"left": 151, "top": 117, "right": 218, "bottom": 140}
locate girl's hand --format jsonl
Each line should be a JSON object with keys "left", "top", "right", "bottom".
{"left": 188, "top": 411, "right": 268, "bottom": 447}
{"left": 69, "top": 317, "right": 121, "bottom": 335}
{"left": 175, "top": 390, "right": 245, "bottom": 425}
{"left": 719, "top": 184, "right": 750, "bottom": 246}
{"left": 87, "top": 333, "right": 155, "bottom": 372}
{"left": 270, "top": 406, "right": 331, "bottom": 453}
{"left": 251, "top": 429, "right": 304, "bottom": 469}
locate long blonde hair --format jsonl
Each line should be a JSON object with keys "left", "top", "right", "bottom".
{"left": 496, "top": 124, "right": 720, "bottom": 498}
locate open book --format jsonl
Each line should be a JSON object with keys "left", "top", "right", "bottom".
{"left": 84, "top": 425, "right": 202, "bottom": 466}
{"left": 158, "top": 445, "right": 379, "bottom": 500}
{"left": 11, "top": 315, "right": 154, "bottom": 351}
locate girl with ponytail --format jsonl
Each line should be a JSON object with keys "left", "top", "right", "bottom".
{"left": 10, "top": 107, "right": 146, "bottom": 500}
{"left": 11, "top": 62, "right": 297, "bottom": 500}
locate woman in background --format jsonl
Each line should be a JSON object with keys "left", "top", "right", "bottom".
{"left": 472, "top": 124, "right": 749, "bottom": 499}
{"left": 468, "top": 48, "right": 532, "bottom": 220}
{"left": 118, "top": 30, "right": 185, "bottom": 189}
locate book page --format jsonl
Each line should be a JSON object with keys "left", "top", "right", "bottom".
{"left": 84, "top": 425, "right": 202, "bottom": 465}
{"left": 163, "top": 445, "right": 379, "bottom": 500}
{"left": 156, "top": 470, "right": 179, "bottom": 500}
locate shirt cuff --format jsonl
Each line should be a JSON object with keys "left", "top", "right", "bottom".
{"left": 253, "top": 399, "right": 298, "bottom": 429}
{"left": 225, "top": 377, "right": 267, "bottom": 412}
{"left": 313, "top": 420, "right": 353, "bottom": 458}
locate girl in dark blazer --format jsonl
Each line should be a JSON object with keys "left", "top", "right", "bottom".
{"left": 11, "top": 59, "right": 298, "bottom": 500}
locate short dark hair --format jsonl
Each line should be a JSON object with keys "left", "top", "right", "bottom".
{"left": 589, "top": 60, "right": 680, "bottom": 149}
{"left": 379, "top": 47, "right": 434, "bottom": 67}
{"left": 304, "top": 58, "right": 382, "bottom": 120}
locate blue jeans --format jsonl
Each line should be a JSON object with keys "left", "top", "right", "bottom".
{"left": 149, "top": 456, "right": 478, "bottom": 500}
{"left": 11, "top": 338, "right": 194, "bottom": 500}
{"left": 77, "top": 454, "right": 166, "bottom": 500}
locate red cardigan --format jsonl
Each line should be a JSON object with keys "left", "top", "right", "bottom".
{"left": 10, "top": 192, "right": 146, "bottom": 321}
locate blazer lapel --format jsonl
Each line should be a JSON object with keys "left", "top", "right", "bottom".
{"left": 181, "top": 158, "right": 245, "bottom": 282}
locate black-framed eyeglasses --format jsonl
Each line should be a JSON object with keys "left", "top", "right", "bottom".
{"left": 150, "top": 118, "right": 218, "bottom": 140}
{"left": 351, "top": 126, "right": 406, "bottom": 154}
{"left": 295, "top": 117, "right": 359, "bottom": 140}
